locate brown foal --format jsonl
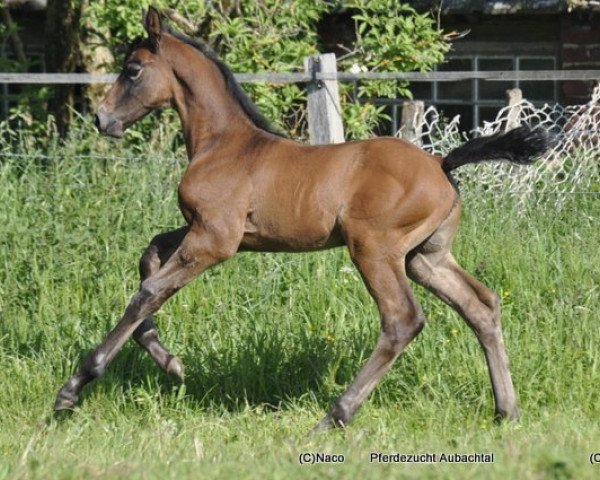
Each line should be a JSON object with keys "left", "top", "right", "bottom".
{"left": 54, "top": 8, "right": 551, "bottom": 430}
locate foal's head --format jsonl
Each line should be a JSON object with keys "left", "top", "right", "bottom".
{"left": 95, "top": 7, "right": 175, "bottom": 138}
{"left": 96, "top": 7, "right": 283, "bottom": 142}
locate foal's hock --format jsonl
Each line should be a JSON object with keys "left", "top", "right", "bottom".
{"left": 55, "top": 7, "right": 552, "bottom": 430}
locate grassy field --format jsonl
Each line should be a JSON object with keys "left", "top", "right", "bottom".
{"left": 0, "top": 147, "right": 598, "bottom": 479}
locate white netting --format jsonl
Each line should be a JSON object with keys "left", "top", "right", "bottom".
{"left": 398, "top": 83, "right": 600, "bottom": 205}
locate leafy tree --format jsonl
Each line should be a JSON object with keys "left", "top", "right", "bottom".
{"left": 45, "top": 0, "right": 84, "bottom": 137}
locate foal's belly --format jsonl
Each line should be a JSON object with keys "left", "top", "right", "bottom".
{"left": 239, "top": 231, "right": 344, "bottom": 252}
{"left": 238, "top": 210, "right": 344, "bottom": 253}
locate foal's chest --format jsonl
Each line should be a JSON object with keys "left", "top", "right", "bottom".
{"left": 177, "top": 160, "right": 250, "bottom": 224}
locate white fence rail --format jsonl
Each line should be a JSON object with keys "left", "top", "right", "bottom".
{"left": 1, "top": 69, "right": 599, "bottom": 84}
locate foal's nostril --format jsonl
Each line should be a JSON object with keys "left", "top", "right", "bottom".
{"left": 94, "top": 114, "right": 101, "bottom": 131}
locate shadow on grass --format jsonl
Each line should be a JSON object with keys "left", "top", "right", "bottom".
{"left": 53, "top": 317, "right": 455, "bottom": 418}
{"left": 180, "top": 335, "right": 339, "bottom": 411}
{"left": 69, "top": 331, "right": 360, "bottom": 415}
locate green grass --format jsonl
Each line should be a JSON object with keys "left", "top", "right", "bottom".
{"left": 0, "top": 149, "right": 598, "bottom": 479}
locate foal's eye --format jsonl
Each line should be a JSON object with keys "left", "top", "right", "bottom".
{"left": 125, "top": 63, "right": 143, "bottom": 80}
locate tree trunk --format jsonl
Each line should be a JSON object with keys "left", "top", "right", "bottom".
{"left": 80, "top": 0, "right": 114, "bottom": 109}
{"left": 1, "top": 6, "right": 27, "bottom": 65}
{"left": 44, "top": 0, "right": 83, "bottom": 137}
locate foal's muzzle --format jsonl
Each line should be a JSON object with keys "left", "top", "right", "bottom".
{"left": 95, "top": 106, "right": 124, "bottom": 138}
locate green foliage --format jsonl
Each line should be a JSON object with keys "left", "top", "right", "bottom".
{"left": 86, "top": 0, "right": 177, "bottom": 47}
{"left": 351, "top": 1, "right": 447, "bottom": 76}
{"left": 340, "top": 1, "right": 449, "bottom": 137}
{"left": 349, "top": 1, "right": 448, "bottom": 95}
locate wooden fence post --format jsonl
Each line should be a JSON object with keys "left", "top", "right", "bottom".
{"left": 399, "top": 100, "right": 424, "bottom": 145}
{"left": 303, "top": 53, "right": 344, "bottom": 145}
{"left": 505, "top": 87, "right": 523, "bottom": 131}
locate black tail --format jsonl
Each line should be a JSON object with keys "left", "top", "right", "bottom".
{"left": 442, "top": 125, "right": 553, "bottom": 173}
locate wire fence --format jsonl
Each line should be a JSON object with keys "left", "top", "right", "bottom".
{"left": 400, "top": 83, "right": 600, "bottom": 205}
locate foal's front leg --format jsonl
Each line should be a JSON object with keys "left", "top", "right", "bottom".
{"left": 54, "top": 229, "right": 231, "bottom": 411}
{"left": 133, "top": 226, "right": 189, "bottom": 381}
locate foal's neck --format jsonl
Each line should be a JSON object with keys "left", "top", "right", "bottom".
{"left": 166, "top": 39, "right": 256, "bottom": 161}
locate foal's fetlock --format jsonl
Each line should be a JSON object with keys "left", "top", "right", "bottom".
{"left": 83, "top": 353, "right": 107, "bottom": 379}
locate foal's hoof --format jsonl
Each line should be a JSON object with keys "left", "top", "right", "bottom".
{"left": 494, "top": 408, "right": 520, "bottom": 424}
{"left": 165, "top": 355, "right": 184, "bottom": 382}
{"left": 310, "top": 415, "right": 346, "bottom": 434}
{"left": 53, "top": 393, "right": 77, "bottom": 412}
{"left": 53, "top": 382, "right": 80, "bottom": 413}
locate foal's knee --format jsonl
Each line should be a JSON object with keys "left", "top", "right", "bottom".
{"left": 128, "top": 280, "right": 165, "bottom": 319}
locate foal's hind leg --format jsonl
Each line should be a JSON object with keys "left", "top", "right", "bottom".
{"left": 133, "top": 227, "right": 189, "bottom": 381}
{"left": 314, "top": 251, "right": 425, "bottom": 431}
{"left": 407, "top": 213, "right": 519, "bottom": 421}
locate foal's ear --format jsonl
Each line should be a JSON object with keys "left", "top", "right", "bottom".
{"left": 144, "top": 6, "right": 162, "bottom": 44}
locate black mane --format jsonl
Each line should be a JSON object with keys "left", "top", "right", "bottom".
{"left": 163, "top": 27, "right": 286, "bottom": 138}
